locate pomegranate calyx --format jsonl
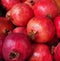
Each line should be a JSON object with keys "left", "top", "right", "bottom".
{"left": 6, "top": 15, "right": 11, "bottom": 21}
{"left": 46, "top": 14, "right": 52, "bottom": 19}
{"left": 9, "top": 51, "right": 19, "bottom": 60}
{"left": 29, "top": 0, "right": 35, "bottom": 6}
{"left": 3, "top": 29, "right": 9, "bottom": 35}
{"left": 28, "top": 30, "right": 37, "bottom": 40}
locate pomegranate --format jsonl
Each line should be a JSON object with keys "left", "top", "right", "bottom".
{"left": 54, "top": 15, "right": 60, "bottom": 38}
{"left": 27, "top": 17, "right": 55, "bottom": 43}
{"left": 1, "top": 0, "right": 21, "bottom": 11}
{"left": 33, "top": 0, "right": 58, "bottom": 19}
{"left": 29, "top": 44, "right": 52, "bottom": 61}
{"left": 54, "top": 42, "right": 60, "bottom": 61}
{"left": 2, "top": 33, "right": 32, "bottom": 61}
{"left": 10, "top": 3, "right": 34, "bottom": 27}
{"left": 13, "top": 27, "right": 27, "bottom": 35}
{"left": 0, "top": 17, "right": 13, "bottom": 35}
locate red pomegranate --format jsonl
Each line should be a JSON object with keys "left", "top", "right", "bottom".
{"left": 29, "top": 44, "right": 52, "bottom": 61}
{"left": 33, "top": 0, "right": 58, "bottom": 19}
{"left": 27, "top": 17, "right": 55, "bottom": 43}
{"left": 2, "top": 33, "right": 32, "bottom": 61}
{"left": 9, "top": 3, "right": 34, "bottom": 27}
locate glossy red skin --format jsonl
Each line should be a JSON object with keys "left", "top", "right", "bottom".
{"left": 33, "top": 0, "right": 58, "bottom": 19}
{"left": 0, "top": 17, "right": 13, "bottom": 35}
{"left": 27, "top": 17, "right": 55, "bottom": 43}
{"left": 13, "top": 27, "right": 27, "bottom": 35}
{"left": 54, "top": 16, "right": 60, "bottom": 38}
{"left": 54, "top": 42, "right": 60, "bottom": 61}
{"left": 2, "top": 33, "right": 32, "bottom": 61}
{"left": 10, "top": 3, "right": 34, "bottom": 27}
{"left": 1, "top": 0, "right": 21, "bottom": 11}
{"left": 29, "top": 44, "right": 52, "bottom": 61}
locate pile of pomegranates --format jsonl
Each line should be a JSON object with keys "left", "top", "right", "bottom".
{"left": 0, "top": 0, "right": 60, "bottom": 61}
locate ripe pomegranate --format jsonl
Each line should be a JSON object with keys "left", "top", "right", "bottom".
{"left": 2, "top": 33, "right": 32, "bottom": 61}
{"left": 0, "top": 17, "right": 13, "bottom": 35}
{"left": 54, "top": 15, "right": 60, "bottom": 38}
{"left": 1, "top": 0, "right": 21, "bottom": 11}
{"left": 29, "top": 44, "right": 52, "bottom": 61}
{"left": 13, "top": 27, "right": 27, "bottom": 35}
{"left": 10, "top": 3, "right": 34, "bottom": 27}
{"left": 27, "top": 17, "right": 55, "bottom": 43}
{"left": 33, "top": 0, "right": 58, "bottom": 19}
{"left": 54, "top": 42, "right": 60, "bottom": 61}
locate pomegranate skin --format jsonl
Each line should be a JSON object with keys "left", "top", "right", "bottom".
{"left": 2, "top": 33, "right": 32, "bottom": 61}
{"left": 33, "top": 0, "right": 58, "bottom": 19}
{"left": 54, "top": 42, "right": 60, "bottom": 61}
{"left": 1, "top": 0, "right": 21, "bottom": 11}
{"left": 10, "top": 3, "right": 34, "bottom": 27}
{"left": 54, "top": 15, "right": 60, "bottom": 38}
{"left": 29, "top": 44, "right": 52, "bottom": 61}
{"left": 13, "top": 27, "right": 27, "bottom": 35}
{"left": 27, "top": 17, "right": 55, "bottom": 43}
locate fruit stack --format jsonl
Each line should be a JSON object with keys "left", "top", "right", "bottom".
{"left": 0, "top": 0, "right": 60, "bottom": 61}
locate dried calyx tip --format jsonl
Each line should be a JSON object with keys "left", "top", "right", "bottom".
{"left": 9, "top": 51, "right": 19, "bottom": 60}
